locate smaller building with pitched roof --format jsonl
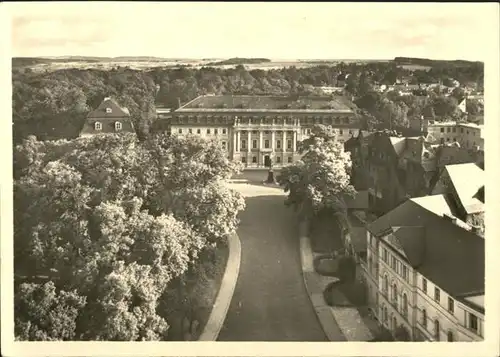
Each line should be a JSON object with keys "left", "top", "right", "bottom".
{"left": 80, "top": 97, "right": 135, "bottom": 137}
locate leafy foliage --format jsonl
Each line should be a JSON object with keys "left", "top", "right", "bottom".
{"left": 14, "top": 133, "right": 244, "bottom": 340}
{"left": 15, "top": 281, "right": 86, "bottom": 341}
{"left": 12, "top": 60, "right": 483, "bottom": 144}
{"left": 277, "top": 124, "right": 356, "bottom": 220}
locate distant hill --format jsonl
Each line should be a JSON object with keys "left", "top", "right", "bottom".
{"left": 205, "top": 58, "right": 271, "bottom": 66}
{"left": 394, "top": 57, "right": 482, "bottom": 67}
{"left": 12, "top": 56, "right": 173, "bottom": 67}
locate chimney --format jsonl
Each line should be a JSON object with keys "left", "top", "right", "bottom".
{"left": 177, "top": 97, "right": 181, "bottom": 109}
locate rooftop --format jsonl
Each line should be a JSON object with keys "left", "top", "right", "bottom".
{"left": 464, "top": 294, "right": 485, "bottom": 312}
{"left": 87, "top": 97, "right": 130, "bottom": 119}
{"left": 367, "top": 195, "right": 484, "bottom": 298}
{"left": 178, "top": 95, "right": 355, "bottom": 113}
{"left": 445, "top": 163, "right": 484, "bottom": 214}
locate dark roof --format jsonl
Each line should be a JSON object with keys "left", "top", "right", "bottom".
{"left": 367, "top": 196, "right": 484, "bottom": 297}
{"left": 80, "top": 98, "right": 135, "bottom": 136}
{"left": 87, "top": 97, "right": 131, "bottom": 119}
{"left": 179, "top": 95, "right": 354, "bottom": 112}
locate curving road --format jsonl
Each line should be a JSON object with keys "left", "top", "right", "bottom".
{"left": 217, "top": 182, "right": 327, "bottom": 341}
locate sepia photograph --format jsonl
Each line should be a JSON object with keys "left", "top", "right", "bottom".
{"left": 1, "top": 2, "right": 499, "bottom": 357}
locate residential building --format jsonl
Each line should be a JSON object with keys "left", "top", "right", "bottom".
{"left": 409, "top": 118, "right": 484, "bottom": 151}
{"left": 363, "top": 194, "right": 484, "bottom": 341}
{"left": 79, "top": 97, "right": 135, "bottom": 137}
{"left": 156, "top": 94, "right": 361, "bottom": 168}
{"left": 345, "top": 130, "right": 481, "bottom": 216}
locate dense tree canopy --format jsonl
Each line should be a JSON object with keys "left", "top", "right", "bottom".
{"left": 277, "top": 125, "right": 356, "bottom": 221}
{"left": 14, "top": 133, "right": 245, "bottom": 340}
{"left": 12, "top": 60, "right": 483, "bottom": 144}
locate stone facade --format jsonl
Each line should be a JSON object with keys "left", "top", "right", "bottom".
{"left": 156, "top": 95, "right": 362, "bottom": 168}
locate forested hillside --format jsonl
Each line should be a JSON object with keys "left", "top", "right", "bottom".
{"left": 12, "top": 60, "right": 483, "bottom": 144}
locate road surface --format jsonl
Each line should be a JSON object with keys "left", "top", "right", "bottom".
{"left": 217, "top": 183, "right": 327, "bottom": 341}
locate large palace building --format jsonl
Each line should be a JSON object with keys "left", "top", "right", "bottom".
{"left": 156, "top": 95, "right": 361, "bottom": 168}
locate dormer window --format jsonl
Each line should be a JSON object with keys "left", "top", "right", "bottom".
{"left": 115, "top": 122, "right": 122, "bottom": 131}
{"left": 95, "top": 122, "right": 102, "bottom": 131}
{"left": 106, "top": 108, "right": 112, "bottom": 114}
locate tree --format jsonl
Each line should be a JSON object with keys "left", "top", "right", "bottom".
{"left": 13, "top": 132, "right": 245, "bottom": 341}
{"left": 15, "top": 281, "right": 86, "bottom": 341}
{"left": 466, "top": 98, "right": 483, "bottom": 116}
{"left": 277, "top": 124, "right": 356, "bottom": 223}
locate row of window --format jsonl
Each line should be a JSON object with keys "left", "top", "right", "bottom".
{"left": 241, "top": 156, "right": 292, "bottom": 164}
{"left": 439, "top": 127, "right": 476, "bottom": 135}
{"left": 241, "top": 139, "right": 292, "bottom": 150}
{"left": 239, "top": 130, "right": 293, "bottom": 135}
{"left": 439, "top": 137, "right": 477, "bottom": 147}
{"left": 94, "top": 122, "right": 121, "bottom": 131}
{"left": 381, "top": 274, "right": 410, "bottom": 318}
{"left": 178, "top": 128, "right": 227, "bottom": 135}
{"left": 421, "top": 277, "right": 454, "bottom": 313}
{"left": 380, "top": 247, "right": 410, "bottom": 283}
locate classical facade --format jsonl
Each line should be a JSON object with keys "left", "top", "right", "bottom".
{"left": 364, "top": 194, "right": 484, "bottom": 341}
{"left": 80, "top": 97, "right": 135, "bottom": 137}
{"left": 156, "top": 95, "right": 361, "bottom": 168}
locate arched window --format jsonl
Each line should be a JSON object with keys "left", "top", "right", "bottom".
{"left": 94, "top": 122, "right": 102, "bottom": 130}
{"left": 422, "top": 309, "right": 427, "bottom": 328}
{"left": 115, "top": 122, "right": 122, "bottom": 131}
{"left": 447, "top": 331, "right": 454, "bottom": 342}
{"left": 402, "top": 292, "right": 408, "bottom": 318}
{"left": 392, "top": 282, "right": 398, "bottom": 306}
{"left": 383, "top": 274, "right": 388, "bottom": 293}
{"left": 392, "top": 316, "right": 397, "bottom": 331}
{"left": 434, "top": 319, "right": 440, "bottom": 341}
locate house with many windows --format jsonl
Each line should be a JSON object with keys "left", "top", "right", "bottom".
{"left": 363, "top": 194, "right": 484, "bottom": 341}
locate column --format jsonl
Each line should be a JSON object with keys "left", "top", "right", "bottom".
{"left": 293, "top": 131, "right": 297, "bottom": 152}
{"left": 271, "top": 130, "right": 275, "bottom": 151}
{"left": 236, "top": 131, "right": 240, "bottom": 152}
{"left": 259, "top": 131, "right": 263, "bottom": 166}
{"left": 283, "top": 130, "right": 287, "bottom": 152}
{"left": 247, "top": 130, "right": 251, "bottom": 153}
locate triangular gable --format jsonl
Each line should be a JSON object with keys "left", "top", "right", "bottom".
{"left": 380, "top": 228, "right": 409, "bottom": 260}
{"left": 87, "top": 98, "right": 130, "bottom": 119}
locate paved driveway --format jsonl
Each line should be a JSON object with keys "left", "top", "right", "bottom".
{"left": 217, "top": 183, "right": 327, "bottom": 341}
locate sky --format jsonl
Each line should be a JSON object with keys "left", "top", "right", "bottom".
{"left": 5, "top": 2, "right": 499, "bottom": 61}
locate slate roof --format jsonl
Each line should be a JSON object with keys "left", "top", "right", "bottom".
{"left": 179, "top": 95, "right": 354, "bottom": 112}
{"left": 367, "top": 195, "right": 484, "bottom": 297}
{"left": 87, "top": 97, "right": 131, "bottom": 119}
